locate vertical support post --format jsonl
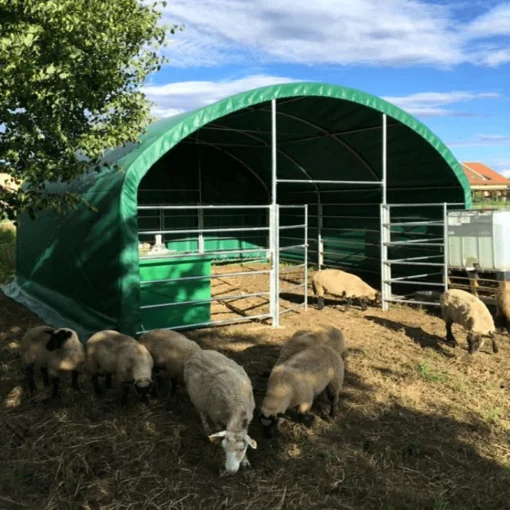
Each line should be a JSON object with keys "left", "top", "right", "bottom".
{"left": 317, "top": 202, "right": 323, "bottom": 268}
{"left": 443, "top": 202, "right": 449, "bottom": 292}
{"left": 304, "top": 204, "right": 308, "bottom": 311}
{"left": 380, "top": 204, "right": 390, "bottom": 311}
{"left": 197, "top": 147, "right": 204, "bottom": 254}
{"left": 380, "top": 113, "right": 389, "bottom": 310}
{"left": 270, "top": 99, "right": 280, "bottom": 327}
{"left": 382, "top": 114, "right": 387, "bottom": 207}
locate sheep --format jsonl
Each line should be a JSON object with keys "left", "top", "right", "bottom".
{"left": 312, "top": 268, "right": 380, "bottom": 311}
{"left": 259, "top": 339, "right": 345, "bottom": 439}
{"left": 260, "top": 326, "right": 348, "bottom": 377}
{"left": 440, "top": 288, "right": 498, "bottom": 354}
{"left": 183, "top": 349, "right": 257, "bottom": 474}
{"left": 86, "top": 330, "right": 154, "bottom": 405}
{"left": 496, "top": 280, "right": 510, "bottom": 334}
{"left": 138, "top": 329, "right": 201, "bottom": 397}
{"left": 20, "top": 326, "right": 85, "bottom": 398}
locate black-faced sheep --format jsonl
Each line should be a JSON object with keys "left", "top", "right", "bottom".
{"left": 20, "top": 326, "right": 85, "bottom": 398}
{"left": 440, "top": 288, "right": 498, "bottom": 354}
{"left": 259, "top": 337, "right": 345, "bottom": 439}
{"left": 183, "top": 349, "right": 257, "bottom": 475}
{"left": 312, "top": 268, "right": 380, "bottom": 311}
{"left": 138, "top": 329, "right": 201, "bottom": 397}
{"left": 86, "top": 330, "right": 154, "bottom": 405}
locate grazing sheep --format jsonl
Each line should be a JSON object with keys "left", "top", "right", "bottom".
{"left": 184, "top": 349, "right": 257, "bottom": 474}
{"left": 86, "top": 330, "right": 154, "bottom": 405}
{"left": 20, "top": 326, "right": 85, "bottom": 398}
{"left": 312, "top": 268, "right": 380, "bottom": 311}
{"left": 495, "top": 280, "right": 510, "bottom": 334}
{"left": 259, "top": 340, "right": 345, "bottom": 439}
{"left": 138, "top": 329, "right": 201, "bottom": 396}
{"left": 440, "top": 288, "right": 498, "bottom": 354}
{"left": 261, "top": 326, "right": 348, "bottom": 378}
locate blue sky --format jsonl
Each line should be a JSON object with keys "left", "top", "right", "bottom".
{"left": 144, "top": 0, "right": 510, "bottom": 174}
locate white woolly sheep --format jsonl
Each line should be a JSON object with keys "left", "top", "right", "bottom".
{"left": 312, "top": 268, "right": 380, "bottom": 311}
{"left": 20, "top": 326, "right": 85, "bottom": 398}
{"left": 440, "top": 288, "right": 498, "bottom": 354}
{"left": 86, "top": 330, "right": 154, "bottom": 405}
{"left": 138, "top": 329, "right": 201, "bottom": 396}
{"left": 183, "top": 349, "right": 257, "bottom": 475}
{"left": 259, "top": 338, "right": 345, "bottom": 439}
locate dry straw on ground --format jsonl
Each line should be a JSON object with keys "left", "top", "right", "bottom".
{"left": 1, "top": 265, "right": 509, "bottom": 510}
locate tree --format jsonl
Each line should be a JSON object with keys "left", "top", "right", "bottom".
{"left": 0, "top": 0, "right": 181, "bottom": 220}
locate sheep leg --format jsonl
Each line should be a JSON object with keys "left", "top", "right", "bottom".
{"left": 317, "top": 296, "right": 325, "bottom": 310}
{"left": 467, "top": 333, "right": 482, "bottom": 354}
{"left": 71, "top": 371, "right": 80, "bottom": 391}
{"left": 120, "top": 382, "right": 130, "bottom": 406}
{"left": 25, "top": 364, "right": 36, "bottom": 394}
{"left": 344, "top": 298, "right": 352, "bottom": 312}
{"left": 297, "top": 402, "right": 315, "bottom": 427}
{"left": 327, "top": 386, "right": 340, "bottom": 418}
{"left": 41, "top": 367, "right": 50, "bottom": 387}
{"left": 170, "top": 378, "right": 178, "bottom": 398}
{"left": 359, "top": 298, "right": 367, "bottom": 312}
{"left": 50, "top": 377, "right": 60, "bottom": 399}
{"left": 199, "top": 411, "right": 212, "bottom": 435}
{"left": 105, "top": 373, "right": 112, "bottom": 390}
{"left": 151, "top": 367, "right": 161, "bottom": 397}
{"left": 491, "top": 336, "right": 499, "bottom": 354}
{"left": 92, "top": 374, "right": 102, "bottom": 394}
{"left": 445, "top": 320, "right": 458, "bottom": 346}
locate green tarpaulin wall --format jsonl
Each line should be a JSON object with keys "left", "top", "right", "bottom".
{"left": 2, "top": 82, "right": 470, "bottom": 341}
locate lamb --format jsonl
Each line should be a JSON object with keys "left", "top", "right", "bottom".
{"left": 259, "top": 337, "right": 345, "bottom": 439}
{"left": 183, "top": 349, "right": 257, "bottom": 475}
{"left": 20, "top": 326, "right": 85, "bottom": 398}
{"left": 86, "top": 330, "right": 154, "bottom": 405}
{"left": 138, "top": 329, "right": 201, "bottom": 396}
{"left": 312, "top": 268, "right": 380, "bottom": 311}
{"left": 440, "top": 288, "right": 498, "bottom": 354}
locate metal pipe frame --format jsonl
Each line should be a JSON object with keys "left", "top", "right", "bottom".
{"left": 270, "top": 98, "right": 279, "bottom": 327}
{"left": 141, "top": 226, "right": 269, "bottom": 236}
{"left": 139, "top": 247, "right": 269, "bottom": 261}
{"left": 138, "top": 205, "right": 270, "bottom": 210}
{"left": 277, "top": 179, "right": 383, "bottom": 185}
{"left": 136, "top": 313, "right": 272, "bottom": 335}
{"left": 304, "top": 204, "right": 309, "bottom": 310}
{"left": 140, "top": 269, "right": 271, "bottom": 286}
{"left": 140, "top": 291, "right": 270, "bottom": 310}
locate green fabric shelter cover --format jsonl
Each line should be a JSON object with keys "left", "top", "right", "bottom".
{"left": 2, "top": 82, "right": 470, "bottom": 341}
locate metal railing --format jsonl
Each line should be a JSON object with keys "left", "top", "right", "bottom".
{"left": 380, "top": 202, "right": 464, "bottom": 310}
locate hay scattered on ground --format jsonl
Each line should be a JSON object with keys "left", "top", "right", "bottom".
{"left": 1, "top": 265, "right": 510, "bottom": 510}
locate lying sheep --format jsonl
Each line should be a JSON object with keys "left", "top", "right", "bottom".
{"left": 138, "top": 329, "right": 201, "bottom": 396}
{"left": 259, "top": 336, "right": 345, "bottom": 439}
{"left": 184, "top": 349, "right": 257, "bottom": 474}
{"left": 312, "top": 268, "right": 380, "bottom": 311}
{"left": 440, "top": 288, "right": 498, "bottom": 354}
{"left": 86, "top": 330, "right": 154, "bottom": 405}
{"left": 20, "top": 326, "right": 85, "bottom": 398}
{"left": 261, "top": 326, "right": 348, "bottom": 377}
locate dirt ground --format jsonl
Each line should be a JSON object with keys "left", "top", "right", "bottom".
{"left": 1, "top": 263, "right": 510, "bottom": 510}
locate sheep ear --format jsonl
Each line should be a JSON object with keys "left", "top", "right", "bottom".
{"left": 245, "top": 434, "right": 257, "bottom": 449}
{"left": 208, "top": 431, "right": 226, "bottom": 443}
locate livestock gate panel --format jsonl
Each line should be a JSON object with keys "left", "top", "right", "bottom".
{"left": 136, "top": 204, "right": 308, "bottom": 333}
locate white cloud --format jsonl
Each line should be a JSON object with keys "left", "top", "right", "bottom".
{"left": 144, "top": 74, "right": 302, "bottom": 117}
{"left": 381, "top": 91, "right": 500, "bottom": 117}
{"left": 482, "top": 48, "right": 510, "bottom": 67}
{"left": 448, "top": 134, "right": 510, "bottom": 147}
{"left": 159, "top": 0, "right": 510, "bottom": 68}
{"left": 489, "top": 158, "right": 510, "bottom": 177}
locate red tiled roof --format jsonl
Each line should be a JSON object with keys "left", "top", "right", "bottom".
{"left": 461, "top": 162, "right": 510, "bottom": 186}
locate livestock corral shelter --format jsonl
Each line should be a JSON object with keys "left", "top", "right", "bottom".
{"left": 2, "top": 82, "right": 471, "bottom": 340}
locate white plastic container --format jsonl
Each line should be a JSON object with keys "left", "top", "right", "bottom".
{"left": 448, "top": 209, "right": 510, "bottom": 271}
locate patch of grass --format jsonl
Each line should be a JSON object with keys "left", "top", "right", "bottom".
{"left": 0, "top": 221, "right": 16, "bottom": 284}
{"left": 484, "top": 407, "right": 502, "bottom": 424}
{"left": 417, "top": 362, "right": 448, "bottom": 383}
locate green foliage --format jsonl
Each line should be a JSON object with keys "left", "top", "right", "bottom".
{"left": 0, "top": 0, "right": 182, "bottom": 220}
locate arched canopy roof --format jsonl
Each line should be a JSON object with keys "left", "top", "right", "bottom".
{"left": 106, "top": 81, "right": 470, "bottom": 210}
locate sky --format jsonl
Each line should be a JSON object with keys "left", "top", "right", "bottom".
{"left": 143, "top": 0, "right": 510, "bottom": 175}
